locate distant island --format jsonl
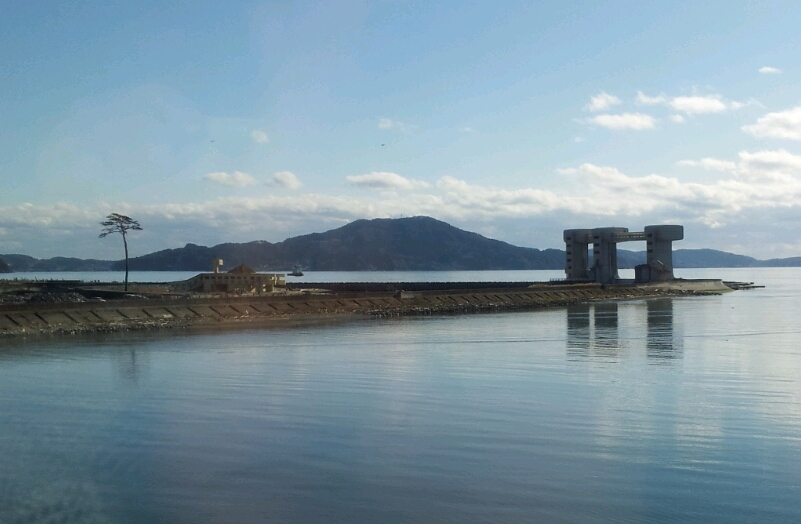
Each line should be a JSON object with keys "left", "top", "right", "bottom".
{"left": 2, "top": 216, "right": 801, "bottom": 272}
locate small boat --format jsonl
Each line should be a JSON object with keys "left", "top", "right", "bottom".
{"left": 289, "top": 266, "right": 304, "bottom": 277}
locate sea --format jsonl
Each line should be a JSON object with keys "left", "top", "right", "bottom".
{"left": 1, "top": 268, "right": 800, "bottom": 523}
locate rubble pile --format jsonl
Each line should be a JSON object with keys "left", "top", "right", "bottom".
{"left": 0, "top": 292, "right": 87, "bottom": 305}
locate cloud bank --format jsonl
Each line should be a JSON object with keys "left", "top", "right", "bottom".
{"left": 7, "top": 149, "right": 801, "bottom": 257}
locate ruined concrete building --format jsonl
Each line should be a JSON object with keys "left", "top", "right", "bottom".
{"left": 564, "top": 225, "right": 683, "bottom": 284}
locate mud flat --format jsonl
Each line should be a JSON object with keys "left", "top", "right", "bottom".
{"left": 0, "top": 279, "right": 733, "bottom": 338}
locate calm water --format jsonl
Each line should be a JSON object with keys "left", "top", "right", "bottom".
{"left": 1, "top": 268, "right": 800, "bottom": 523}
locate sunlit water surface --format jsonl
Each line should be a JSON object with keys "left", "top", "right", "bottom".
{"left": 1, "top": 268, "right": 800, "bottom": 523}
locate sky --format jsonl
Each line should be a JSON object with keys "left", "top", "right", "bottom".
{"left": 2, "top": 0, "right": 801, "bottom": 260}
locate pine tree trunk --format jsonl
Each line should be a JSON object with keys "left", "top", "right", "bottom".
{"left": 123, "top": 232, "right": 129, "bottom": 292}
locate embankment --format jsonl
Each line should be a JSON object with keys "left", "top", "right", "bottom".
{"left": 0, "top": 280, "right": 731, "bottom": 338}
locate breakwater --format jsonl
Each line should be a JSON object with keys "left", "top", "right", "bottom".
{"left": 0, "top": 280, "right": 731, "bottom": 338}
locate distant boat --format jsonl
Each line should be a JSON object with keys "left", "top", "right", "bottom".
{"left": 289, "top": 266, "right": 304, "bottom": 277}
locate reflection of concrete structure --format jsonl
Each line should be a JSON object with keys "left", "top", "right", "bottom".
{"left": 593, "top": 302, "right": 618, "bottom": 354}
{"left": 566, "top": 303, "right": 591, "bottom": 358}
{"left": 565, "top": 299, "right": 679, "bottom": 361}
{"left": 564, "top": 225, "right": 684, "bottom": 284}
{"left": 647, "top": 298, "right": 680, "bottom": 360}
{"left": 174, "top": 264, "right": 286, "bottom": 294}
{"left": 565, "top": 302, "right": 619, "bottom": 359}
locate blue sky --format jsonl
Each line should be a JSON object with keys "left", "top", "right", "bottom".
{"left": 2, "top": 0, "right": 801, "bottom": 259}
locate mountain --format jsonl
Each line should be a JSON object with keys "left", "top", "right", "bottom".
{"left": 0, "top": 254, "right": 113, "bottom": 272}
{"left": 616, "top": 249, "right": 761, "bottom": 269}
{"left": 762, "top": 256, "right": 801, "bottom": 267}
{"left": 0, "top": 257, "right": 11, "bottom": 273}
{"left": 4, "top": 216, "right": 801, "bottom": 271}
{"left": 115, "top": 216, "right": 565, "bottom": 271}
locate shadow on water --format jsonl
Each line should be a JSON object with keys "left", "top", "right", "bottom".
{"left": 567, "top": 298, "right": 680, "bottom": 362}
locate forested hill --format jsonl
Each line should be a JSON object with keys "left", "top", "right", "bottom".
{"left": 115, "top": 216, "right": 566, "bottom": 271}
{"left": 0, "top": 254, "right": 113, "bottom": 272}
{"left": 3, "top": 216, "right": 801, "bottom": 271}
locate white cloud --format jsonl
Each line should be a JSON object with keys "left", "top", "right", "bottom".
{"left": 677, "top": 149, "right": 801, "bottom": 186}
{"left": 347, "top": 172, "right": 430, "bottom": 190}
{"left": 585, "top": 92, "right": 622, "bottom": 112}
{"left": 557, "top": 155, "right": 801, "bottom": 227}
{"left": 203, "top": 171, "right": 257, "bottom": 188}
{"left": 670, "top": 114, "right": 685, "bottom": 123}
{"left": 636, "top": 92, "right": 667, "bottom": 105}
{"left": 378, "top": 118, "right": 415, "bottom": 133}
{"left": 271, "top": 171, "right": 302, "bottom": 190}
{"left": 587, "top": 113, "right": 656, "bottom": 130}
{"left": 251, "top": 130, "right": 269, "bottom": 144}
{"left": 676, "top": 158, "right": 737, "bottom": 171}
{"left": 737, "top": 149, "right": 801, "bottom": 183}
{"left": 759, "top": 66, "right": 782, "bottom": 75}
{"left": 637, "top": 91, "right": 742, "bottom": 115}
{"left": 574, "top": 136, "right": 585, "bottom": 143}
{"left": 669, "top": 95, "right": 728, "bottom": 115}
{"left": 742, "top": 106, "right": 801, "bottom": 140}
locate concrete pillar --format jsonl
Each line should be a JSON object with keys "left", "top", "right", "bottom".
{"left": 644, "top": 225, "right": 683, "bottom": 281}
{"left": 591, "top": 227, "right": 628, "bottom": 284}
{"left": 563, "top": 229, "right": 592, "bottom": 280}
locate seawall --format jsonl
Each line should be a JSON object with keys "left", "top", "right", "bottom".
{"left": 0, "top": 280, "right": 731, "bottom": 338}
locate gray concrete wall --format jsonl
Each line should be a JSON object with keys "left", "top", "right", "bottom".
{"left": 644, "top": 225, "right": 684, "bottom": 282}
{"left": 563, "top": 229, "right": 592, "bottom": 280}
{"left": 592, "top": 227, "right": 628, "bottom": 284}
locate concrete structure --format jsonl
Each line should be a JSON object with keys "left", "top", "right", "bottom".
{"left": 638, "top": 225, "right": 684, "bottom": 282}
{"left": 564, "top": 225, "right": 684, "bottom": 284}
{"left": 564, "top": 229, "right": 592, "bottom": 281}
{"left": 173, "top": 263, "right": 286, "bottom": 294}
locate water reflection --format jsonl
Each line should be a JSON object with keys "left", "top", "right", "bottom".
{"left": 566, "top": 303, "right": 591, "bottom": 358}
{"left": 646, "top": 298, "right": 681, "bottom": 362}
{"left": 566, "top": 302, "right": 620, "bottom": 360}
{"left": 593, "top": 302, "right": 619, "bottom": 357}
{"left": 566, "top": 299, "right": 679, "bottom": 362}
{"left": 116, "top": 348, "right": 146, "bottom": 384}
